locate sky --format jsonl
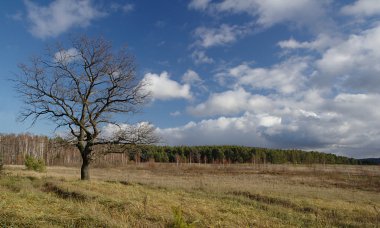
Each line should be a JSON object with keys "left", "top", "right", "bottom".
{"left": 1, "top": 0, "right": 380, "bottom": 158}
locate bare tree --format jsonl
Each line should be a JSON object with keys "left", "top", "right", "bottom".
{"left": 15, "top": 36, "right": 157, "bottom": 180}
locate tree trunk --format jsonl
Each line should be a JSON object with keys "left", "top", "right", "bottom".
{"left": 79, "top": 145, "right": 92, "bottom": 180}
{"left": 81, "top": 157, "right": 90, "bottom": 180}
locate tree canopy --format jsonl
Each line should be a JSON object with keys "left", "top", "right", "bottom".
{"left": 15, "top": 36, "right": 157, "bottom": 179}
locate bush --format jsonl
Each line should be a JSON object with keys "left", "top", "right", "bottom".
{"left": 24, "top": 155, "right": 46, "bottom": 172}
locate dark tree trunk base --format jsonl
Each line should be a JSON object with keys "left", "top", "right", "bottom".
{"left": 81, "top": 160, "right": 90, "bottom": 180}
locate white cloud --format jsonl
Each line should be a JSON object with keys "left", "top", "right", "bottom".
{"left": 54, "top": 48, "right": 80, "bottom": 63}
{"left": 182, "top": 0, "right": 380, "bottom": 157}
{"left": 341, "top": 0, "right": 380, "bottom": 17}
{"left": 278, "top": 34, "right": 340, "bottom": 51}
{"left": 189, "top": 88, "right": 250, "bottom": 116}
{"left": 181, "top": 46, "right": 380, "bottom": 157}
{"left": 188, "top": 0, "right": 212, "bottom": 10}
{"left": 157, "top": 112, "right": 269, "bottom": 147}
{"left": 156, "top": 108, "right": 344, "bottom": 151}
{"left": 25, "top": 0, "right": 105, "bottom": 38}
{"left": 182, "top": 70, "right": 202, "bottom": 84}
{"left": 217, "top": 58, "right": 309, "bottom": 94}
{"left": 278, "top": 38, "right": 307, "bottom": 49}
{"left": 194, "top": 24, "right": 252, "bottom": 48}
{"left": 259, "top": 115, "right": 281, "bottom": 127}
{"left": 332, "top": 93, "right": 380, "bottom": 121}
{"left": 189, "top": 0, "right": 329, "bottom": 31}
{"left": 243, "top": 0, "right": 326, "bottom": 28}
{"left": 170, "top": 89, "right": 380, "bottom": 157}
{"left": 316, "top": 24, "right": 380, "bottom": 92}
{"left": 188, "top": 88, "right": 274, "bottom": 116}
{"left": 143, "top": 72, "right": 192, "bottom": 100}
{"left": 191, "top": 50, "right": 214, "bottom": 64}
{"left": 182, "top": 69, "right": 208, "bottom": 94}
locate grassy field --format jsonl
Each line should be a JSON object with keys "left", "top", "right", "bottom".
{"left": 0, "top": 163, "right": 379, "bottom": 227}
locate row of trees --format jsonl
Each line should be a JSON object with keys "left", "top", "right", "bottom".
{"left": 0, "top": 133, "right": 359, "bottom": 166}
{"left": 0, "top": 134, "right": 78, "bottom": 166}
{"left": 131, "top": 145, "right": 359, "bottom": 165}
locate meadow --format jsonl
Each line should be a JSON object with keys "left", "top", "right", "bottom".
{"left": 0, "top": 163, "right": 379, "bottom": 227}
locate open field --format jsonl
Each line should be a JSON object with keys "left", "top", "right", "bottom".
{"left": 1, "top": 164, "right": 380, "bottom": 227}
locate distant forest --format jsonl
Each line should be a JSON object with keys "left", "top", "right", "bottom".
{"left": 0, "top": 133, "right": 364, "bottom": 166}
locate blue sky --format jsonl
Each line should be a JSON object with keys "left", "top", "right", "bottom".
{"left": 1, "top": 0, "right": 380, "bottom": 158}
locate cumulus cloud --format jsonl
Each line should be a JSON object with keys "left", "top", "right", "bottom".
{"left": 182, "top": 0, "right": 380, "bottom": 157}
{"left": 157, "top": 45, "right": 380, "bottom": 157}
{"left": 181, "top": 46, "right": 380, "bottom": 157}
{"left": 216, "top": 58, "right": 309, "bottom": 94}
{"left": 341, "top": 0, "right": 380, "bottom": 17}
{"left": 188, "top": 88, "right": 274, "bottom": 116}
{"left": 156, "top": 109, "right": 353, "bottom": 152}
{"left": 316, "top": 24, "right": 380, "bottom": 92}
{"left": 143, "top": 72, "right": 192, "bottom": 100}
{"left": 189, "top": 88, "right": 251, "bottom": 116}
{"left": 25, "top": 0, "right": 105, "bottom": 38}
{"left": 194, "top": 24, "right": 252, "bottom": 48}
{"left": 157, "top": 112, "right": 269, "bottom": 147}
{"left": 276, "top": 21, "right": 380, "bottom": 94}
{"left": 332, "top": 93, "right": 380, "bottom": 122}
{"left": 173, "top": 90, "right": 380, "bottom": 157}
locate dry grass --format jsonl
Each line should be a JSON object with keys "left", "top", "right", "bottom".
{"left": 1, "top": 163, "right": 379, "bottom": 227}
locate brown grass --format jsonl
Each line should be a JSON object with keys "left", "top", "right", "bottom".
{"left": 1, "top": 163, "right": 379, "bottom": 227}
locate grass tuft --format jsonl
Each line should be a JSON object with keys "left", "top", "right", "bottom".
{"left": 171, "top": 206, "right": 194, "bottom": 228}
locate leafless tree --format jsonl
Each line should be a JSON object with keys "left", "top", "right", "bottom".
{"left": 14, "top": 36, "right": 158, "bottom": 180}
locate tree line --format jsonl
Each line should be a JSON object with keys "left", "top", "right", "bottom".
{"left": 131, "top": 145, "right": 359, "bottom": 165}
{"left": 0, "top": 133, "right": 360, "bottom": 166}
